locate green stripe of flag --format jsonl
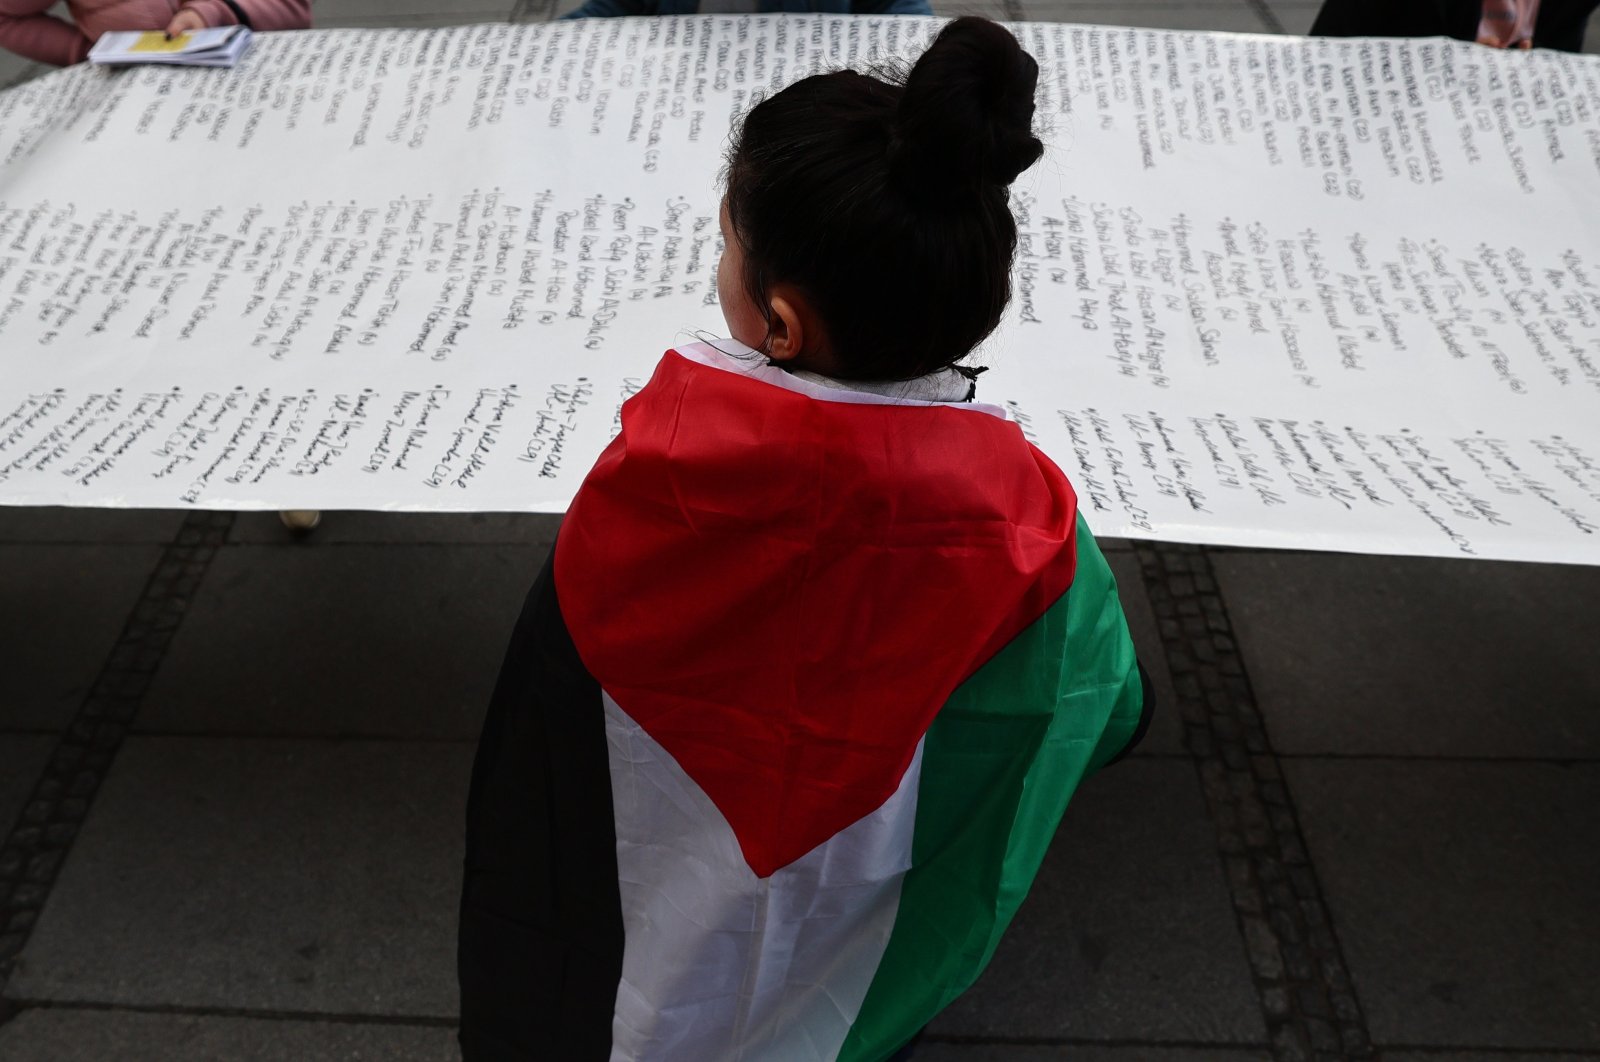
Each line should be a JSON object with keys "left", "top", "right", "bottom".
{"left": 839, "top": 518, "right": 1144, "bottom": 1062}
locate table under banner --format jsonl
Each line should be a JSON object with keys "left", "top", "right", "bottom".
{"left": 1, "top": 17, "right": 1598, "bottom": 562}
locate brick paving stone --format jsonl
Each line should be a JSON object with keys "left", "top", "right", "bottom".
{"left": 1105, "top": 551, "right": 1184, "bottom": 755}
{"left": 929, "top": 0, "right": 1014, "bottom": 19}
{"left": 511, "top": 0, "right": 561, "bottom": 19}
{"left": 0, "top": 1009, "right": 459, "bottom": 1061}
{"left": 1261, "top": 0, "right": 1319, "bottom": 33}
{"left": 9, "top": 737, "right": 470, "bottom": 1016}
{"left": 1287, "top": 760, "right": 1600, "bottom": 1050}
{"left": 1012, "top": 2, "right": 1274, "bottom": 31}
{"left": 0, "top": 737, "right": 55, "bottom": 839}
{"left": 227, "top": 511, "right": 561, "bottom": 546}
{"left": 137, "top": 544, "right": 545, "bottom": 739}
{"left": 0, "top": 545, "right": 162, "bottom": 732}
{"left": 1383, "top": 1053, "right": 1600, "bottom": 1061}
{"left": 1139, "top": 543, "right": 1376, "bottom": 1060}
{"left": 928, "top": 760, "right": 1265, "bottom": 1043}
{"left": 0, "top": 508, "right": 186, "bottom": 545}
{"left": 1017, "top": 0, "right": 1261, "bottom": 10}
{"left": 1213, "top": 552, "right": 1600, "bottom": 759}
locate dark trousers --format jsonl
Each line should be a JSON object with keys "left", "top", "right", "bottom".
{"left": 1311, "top": 0, "right": 1598, "bottom": 51}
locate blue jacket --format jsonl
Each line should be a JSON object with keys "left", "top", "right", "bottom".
{"left": 561, "top": 0, "right": 931, "bottom": 18}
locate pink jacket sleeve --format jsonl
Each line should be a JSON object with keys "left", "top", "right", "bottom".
{"left": 181, "top": 0, "right": 311, "bottom": 31}
{"left": 0, "top": 0, "right": 92, "bottom": 65}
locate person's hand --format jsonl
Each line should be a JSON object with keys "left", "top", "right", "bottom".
{"left": 164, "top": 7, "right": 207, "bottom": 38}
{"left": 1475, "top": 30, "right": 1535, "bottom": 47}
{"left": 1475, "top": 0, "right": 1536, "bottom": 48}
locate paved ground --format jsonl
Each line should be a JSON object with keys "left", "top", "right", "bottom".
{"left": 2, "top": 2, "right": 1599, "bottom": 1061}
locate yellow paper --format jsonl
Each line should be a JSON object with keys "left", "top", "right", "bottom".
{"left": 128, "top": 31, "right": 192, "bottom": 53}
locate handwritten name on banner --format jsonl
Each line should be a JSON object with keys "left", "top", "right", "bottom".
{"left": 0, "top": 18, "right": 1597, "bottom": 563}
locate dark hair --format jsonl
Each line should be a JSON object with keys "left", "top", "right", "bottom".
{"left": 724, "top": 16, "right": 1044, "bottom": 381}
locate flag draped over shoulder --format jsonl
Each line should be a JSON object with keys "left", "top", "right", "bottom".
{"left": 459, "top": 342, "right": 1147, "bottom": 1062}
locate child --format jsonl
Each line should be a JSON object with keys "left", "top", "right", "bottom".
{"left": 458, "top": 17, "right": 1152, "bottom": 1061}
{"left": 0, "top": 0, "right": 310, "bottom": 67}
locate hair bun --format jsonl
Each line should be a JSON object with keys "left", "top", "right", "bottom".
{"left": 889, "top": 17, "right": 1044, "bottom": 203}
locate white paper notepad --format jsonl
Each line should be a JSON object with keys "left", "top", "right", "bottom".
{"left": 88, "top": 26, "right": 252, "bottom": 67}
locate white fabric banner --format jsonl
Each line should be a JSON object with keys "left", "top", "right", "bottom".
{"left": 1, "top": 18, "right": 1598, "bottom": 563}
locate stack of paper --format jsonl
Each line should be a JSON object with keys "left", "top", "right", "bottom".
{"left": 88, "top": 26, "right": 252, "bottom": 67}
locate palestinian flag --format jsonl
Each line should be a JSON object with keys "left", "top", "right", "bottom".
{"left": 459, "top": 342, "right": 1148, "bottom": 1062}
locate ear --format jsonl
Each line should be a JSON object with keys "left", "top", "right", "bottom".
{"left": 762, "top": 283, "right": 831, "bottom": 370}
{"left": 762, "top": 289, "right": 806, "bottom": 364}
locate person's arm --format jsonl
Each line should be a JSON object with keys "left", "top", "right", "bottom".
{"left": 167, "top": 0, "right": 311, "bottom": 35}
{"left": 0, "top": 0, "right": 92, "bottom": 66}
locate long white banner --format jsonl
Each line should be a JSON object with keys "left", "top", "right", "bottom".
{"left": 2, "top": 18, "right": 1598, "bottom": 562}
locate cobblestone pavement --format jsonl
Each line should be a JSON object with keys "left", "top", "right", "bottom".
{"left": 3, "top": 2, "right": 1600, "bottom": 1060}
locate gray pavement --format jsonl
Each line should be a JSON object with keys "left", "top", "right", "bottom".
{"left": 2, "top": 3, "right": 1600, "bottom": 1061}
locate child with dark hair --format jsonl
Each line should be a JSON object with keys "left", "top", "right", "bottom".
{"left": 458, "top": 17, "right": 1152, "bottom": 1061}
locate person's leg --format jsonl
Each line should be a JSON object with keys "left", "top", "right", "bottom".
{"left": 1310, "top": 0, "right": 1454, "bottom": 37}
{"left": 1536, "top": 0, "right": 1600, "bottom": 50}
